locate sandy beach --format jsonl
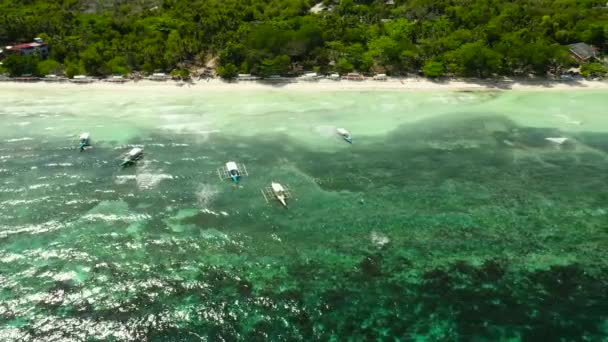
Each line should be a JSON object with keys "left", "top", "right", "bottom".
{"left": 2, "top": 77, "right": 608, "bottom": 92}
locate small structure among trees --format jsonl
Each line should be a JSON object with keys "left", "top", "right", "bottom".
{"left": 568, "top": 43, "right": 597, "bottom": 64}
{"left": 4, "top": 38, "right": 49, "bottom": 59}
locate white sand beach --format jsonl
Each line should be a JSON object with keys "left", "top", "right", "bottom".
{"left": 1, "top": 77, "right": 608, "bottom": 93}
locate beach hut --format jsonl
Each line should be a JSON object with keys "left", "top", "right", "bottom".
{"left": 568, "top": 43, "right": 597, "bottom": 64}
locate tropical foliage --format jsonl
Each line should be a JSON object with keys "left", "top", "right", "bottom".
{"left": 0, "top": 0, "right": 607, "bottom": 78}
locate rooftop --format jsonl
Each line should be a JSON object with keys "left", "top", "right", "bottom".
{"left": 568, "top": 42, "right": 596, "bottom": 60}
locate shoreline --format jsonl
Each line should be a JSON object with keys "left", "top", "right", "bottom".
{"left": 1, "top": 77, "right": 607, "bottom": 92}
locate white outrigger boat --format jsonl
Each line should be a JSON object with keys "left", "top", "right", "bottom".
{"left": 336, "top": 128, "right": 352, "bottom": 143}
{"left": 79, "top": 132, "right": 91, "bottom": 151}
{"left": 261, "top": 182, "right": 292, "bottom": 207}
{"left": 545, "top": 137, "right": 569, "bottom": 145}
{"left": 120, "top": 147, "right": 143, "bottom": 167}
{"left": 217, "top": 161, "right": 249, "bottom": 183}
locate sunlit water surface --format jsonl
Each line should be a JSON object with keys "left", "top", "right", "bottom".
{"left": 1, "top": 87, "right": 607, "bottom": 340}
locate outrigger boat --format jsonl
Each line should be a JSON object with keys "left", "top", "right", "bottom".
{"left": 217, "top": 161, "right": 249, "bottom": 183}
{"left": 261, "top": 182, "right": 292, "bottom": 207}
{"left": 545, "top": 137, "right": 569, "bottom": 145}
{"left": 336, "top": 128, "right": 352, "bottom": 143}
{"left": 120, "top": 147, "right": 143, "bottom": 167}
{"left": 79, "top": 132, "right": 91, "bottom": 151}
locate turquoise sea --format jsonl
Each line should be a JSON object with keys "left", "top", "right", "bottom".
{"left": 0, "top": 86, "right": 607, "bottom": 340}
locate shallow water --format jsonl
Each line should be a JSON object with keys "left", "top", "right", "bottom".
{"left": 1, "top": 88, "right": 608, "bottom": 340}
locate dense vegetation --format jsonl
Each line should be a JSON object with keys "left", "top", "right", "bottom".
{"left": 0, "top": 0, "right": 607, "bottom": 78}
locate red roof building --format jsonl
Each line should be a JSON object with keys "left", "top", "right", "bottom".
{"left": 4, "top": 38, "right": 49, "bottom": 58}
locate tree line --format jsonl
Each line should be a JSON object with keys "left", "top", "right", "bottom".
{"left": 0, "top": 0, "right": 607, "bottom": 78}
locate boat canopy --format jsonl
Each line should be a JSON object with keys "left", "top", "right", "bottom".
{"left": 545, "top": 137, "right": 568, "bottom": 145}
{"left": 271, "top": 182, "right": 285, "bottom": 192}
{"left": 226, "top": 161, "right": 238, "bottom": 171}
{"left": 80, "top": 132, "right": 90, "bottom": 140}
{"left": 337, "top": 128, "right": 349, "bottom": 136}
{"left": 128, "top": 147, "right": 143, "bottom": 157}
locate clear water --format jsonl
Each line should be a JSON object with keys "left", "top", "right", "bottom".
{"left": 1, "top": 87, "right": 607, "bottom": 340}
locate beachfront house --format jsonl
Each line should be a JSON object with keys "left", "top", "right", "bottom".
{"left": 568, "top": 42, "right": 598, "bottom": 64}
{"left": 3, "top": 38, "right": 49, "bottom": 59}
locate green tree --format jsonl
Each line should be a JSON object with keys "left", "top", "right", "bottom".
{"left": 400, "top": 49, "right": 422, "bottom": 73}
{"left": 105, "top": 56, "right": 129, "bottom": 75}
{"left": 446, "top": 42, "right": 503, "bottom": 78}
{"left": 165, "top": 30, "right": 184, "bottom": 66}
{"left": 170, "top": 68, "right": 190, "bottom": 79}
{"left": 1, "top": 0, "right": 606, "bottom": 80}
{"left": 581, "top": 24, "right": 606, "bottom": 47}
{"left": 259, "top": 55, "right": 290, "bottom": 77}
{"left": 581, "top": 63, "right": 607, "bottom": 78}
{"left": 217, "top": 63, "right": 238, "bottom": 79}
{"left": 337, "top": 58, "right": 354, "bottom": 74}
{"left": 2, "top": 54, "right": 40, "bottom": 76}
{"left": 80, "top": 44, "right": 104, "bottom": 75}
{"left": 37, "top": 59, "right": 61, "bottom": 75}
{"left": 64, "top": 59, "right": 85, "bottom": 78}
{"left": 422, "top": 61, "right": 445, "bottom": 78}
{"left": 367, "top": 36, "right": 400, "bottom": 67}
